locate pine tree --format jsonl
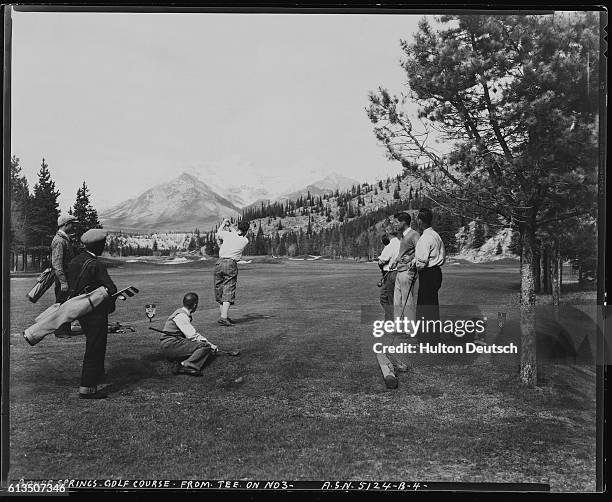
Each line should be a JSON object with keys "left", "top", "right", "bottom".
{"left": 9, "top": 156, "right": 31, "bottom": 270}
{"left": 472, "top": 221, "right": 486, "bottom": 249}
{"left": 367, "top": 13, "right": 599, "bottom": 386}
{"left": 72, "top": 181, "right": 102, "bottom": 241}
{"left": 30, "top": 158, "right": 60, "bottom": 262}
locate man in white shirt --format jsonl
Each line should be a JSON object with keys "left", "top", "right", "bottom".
{"left": 377, "top": 231, "right": 401, "bottom": 321}
{"left": 214, "top": 218, "right": 250, "bottom": 326}
{"left": 160, "top": 293, "right": 218, "bottom": 376}
{"left": 412, "top": 208, "right": 446, "bottom": 340}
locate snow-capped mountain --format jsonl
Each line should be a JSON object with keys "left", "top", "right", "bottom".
{"left": 310, "top": 173, "right": 362, "bottom": 192}
{"left": 99, "top": 173, "right": 241, "bottom": 232}
{"left": 277, "top": 173, "right": 361, "bottom": 202}
{"left": 99, "top": 165, "right": 363, "bottom": 232}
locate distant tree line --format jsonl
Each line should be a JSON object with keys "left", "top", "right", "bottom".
{"left": 10, "top": 156, "right": 101, "bottom": 272}
{"left": 242, "top": 195, "right": 462, "bottom": 259}
{"left": 242, "top": 175, "right": 428, "bottom": 224}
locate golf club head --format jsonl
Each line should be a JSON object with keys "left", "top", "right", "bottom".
{"left": 129, "top": 286, "right": 139, "bottom": 293}
{"left": 123, "top": 289, "right": 135, "bottom": 297}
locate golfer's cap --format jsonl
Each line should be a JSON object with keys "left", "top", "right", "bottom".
{"left": 81, "top": 228, "right": 108, "bottom": 245}
{"left": 57, "top": 214, "right": 78, "bottom": 227}
{"left": 393, "top": 211, "right": 410, "bottom": 218}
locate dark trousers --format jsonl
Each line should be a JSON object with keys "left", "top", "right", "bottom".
{"left": 79, "top": 309, "right": 109, "bottom": 387}
{"left": 379, "top": 270, "right": 397, "bottom": 321}
{"left": 54, "top": 278, "right": 71, "bottom": 335}
{"left": 160, "top": 337, "right": 213, "bottom": 372}
{"left": 416, "top": 266, "right": 442, "bottom": 340}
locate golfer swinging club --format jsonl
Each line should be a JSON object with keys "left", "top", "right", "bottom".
{"left": 214, "top": 218, "right": 250, "bottom": 326}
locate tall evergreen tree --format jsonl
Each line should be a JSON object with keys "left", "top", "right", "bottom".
{"left": 9, "top": 156, "right": 30, "bottom": 247}
{"left": 472, "top": 221, "right": 486, "bottom": 248}
{"left": 72, "top": 181, "right": 102, "bottom": 241}
{"left": 367, "top": 13, "right": 599, "bottom": 386}
{"left": 30, "top": 158, "right": 60, "bottom": 257}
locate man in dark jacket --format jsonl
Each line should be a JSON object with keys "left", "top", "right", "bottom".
{"left": 67, "top": 229, "right": 117, "bottom": 399}
{"left": 51, "top": 214, "right": 77, "bottom": 337}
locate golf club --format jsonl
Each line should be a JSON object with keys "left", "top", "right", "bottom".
{"left": 112, "top": 286, "right": 139, "bottom": 301}
{"left": 399, "top": 269, "right": 418, "bottom": 319}
{"left": 148, "top": 327, "right": 241, "bottom": 356}
{"left": 377, "top": 270, "right": 390, "bottom": 288}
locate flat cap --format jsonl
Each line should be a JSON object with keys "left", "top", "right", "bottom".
{"left": 81, "top": 228, "right": 108, "bottom": 245}
{"left": 57, "top": 214, "right": 78, "bottom": 227}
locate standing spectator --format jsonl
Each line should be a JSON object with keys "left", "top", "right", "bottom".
{"left": 377, "top": 230, "right": 400, "bottom": 321}
{"left": 388, "top": 212, "right": 420, "bottom": 324}
{"left": 51, "top": 214, "right": 77, "bottom": 337}
{"left": 413, "top": 208, "right": 446, "bottom": 341}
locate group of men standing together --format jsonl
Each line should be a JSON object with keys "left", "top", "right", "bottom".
{"left": 377, "top": 208, "right": 446, "bottom": 338}
{"left": 48, "top": 215, "right": 251, "bottom": 398}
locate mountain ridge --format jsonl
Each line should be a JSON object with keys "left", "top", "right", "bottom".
{"left": 100, "top": 170, "right": 362, "bottom": 232}
{"left": 100, "top": 172, "right": 241, "bottom": 232}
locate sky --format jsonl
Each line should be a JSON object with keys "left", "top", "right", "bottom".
{"left": 11, "top": 11, "right": 427, "bottom": 212}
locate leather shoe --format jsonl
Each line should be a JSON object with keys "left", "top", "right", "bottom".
{"left": 177, "top": 365, "right": 202, "bottom": 376}
{"left": 79, "top": 392, "right": 108, "bottom": 400}
{"left": 78, "top": 386, "right": 108, "bottom": 399}
{"left": 217, "top": 318, "right": 234, "bottom": 327}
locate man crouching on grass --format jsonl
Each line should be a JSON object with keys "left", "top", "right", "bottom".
{"left": 214, "top": 218, "right": 250, "bottom": 326}
{"left": 160, "top": 293, "right": 218, "bottom": 376}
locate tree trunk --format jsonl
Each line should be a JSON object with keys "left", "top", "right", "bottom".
{"left": 550, "top": 241, "right": 560, "bottom": 321}
{"left": 520, "top": 226, "right": 538, "bottom": 387}
{"left": 533, "top": 244, "right": 541, "bottom": 293}
{"left": 542, "top": 246, "right": 550, "bottom": 294}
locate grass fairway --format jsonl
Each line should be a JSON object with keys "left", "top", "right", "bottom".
{"left": 9, "top": 259, "right": 596, "bottom": 490}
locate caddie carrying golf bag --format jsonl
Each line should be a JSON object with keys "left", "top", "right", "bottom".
{"left": 25, "top": 267, "right": 56, "bottom": 303}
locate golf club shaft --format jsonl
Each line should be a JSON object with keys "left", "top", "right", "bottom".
{"left": 399, "top": 270, "right": 418, "bottom": 319}
{"left": 148, "top": 327, "right": 238, "bottom": 355}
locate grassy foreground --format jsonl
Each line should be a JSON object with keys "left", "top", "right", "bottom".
{"left": 8, "top": 259, "right": 597, "bottom": 490}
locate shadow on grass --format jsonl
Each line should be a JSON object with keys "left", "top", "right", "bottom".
{"left": 230, "top": 313, "right": 275, "bottom": 324}
{"left": 102, "top": 351, "right": 190, "bottom": 394}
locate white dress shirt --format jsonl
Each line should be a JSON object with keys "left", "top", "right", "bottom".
{"left": 173, "top": 307, "right": 208, "bottom": 342}
{"left": 217, "top": 229, "right": 249, "bottom": 261}
{"left": 414, "top": 227, "right": 446, "bottom": 270}
{"left": 378, "top": 237, "right": 401, "bottom": 271}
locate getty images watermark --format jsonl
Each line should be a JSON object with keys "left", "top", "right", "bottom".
{"left": 371, "top": 317, "right": 518, "bottom": 355}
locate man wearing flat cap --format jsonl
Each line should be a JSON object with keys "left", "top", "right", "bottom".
{"left": 67, "top": 228, "right": 117, "bottom": 399}
{"left": 51, "top": 214, "right": 77, "bottom": 337}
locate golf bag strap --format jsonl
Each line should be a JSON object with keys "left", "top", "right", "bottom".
{"left": 69, "top": 258, "right": 95, "bottom": 299}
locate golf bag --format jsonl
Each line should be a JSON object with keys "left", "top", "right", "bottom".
{"left": 25, "top": 267, "right": 56, "bottom": 303}
{"left": 24, "top": 286, "right": 110, "bottom": 346}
